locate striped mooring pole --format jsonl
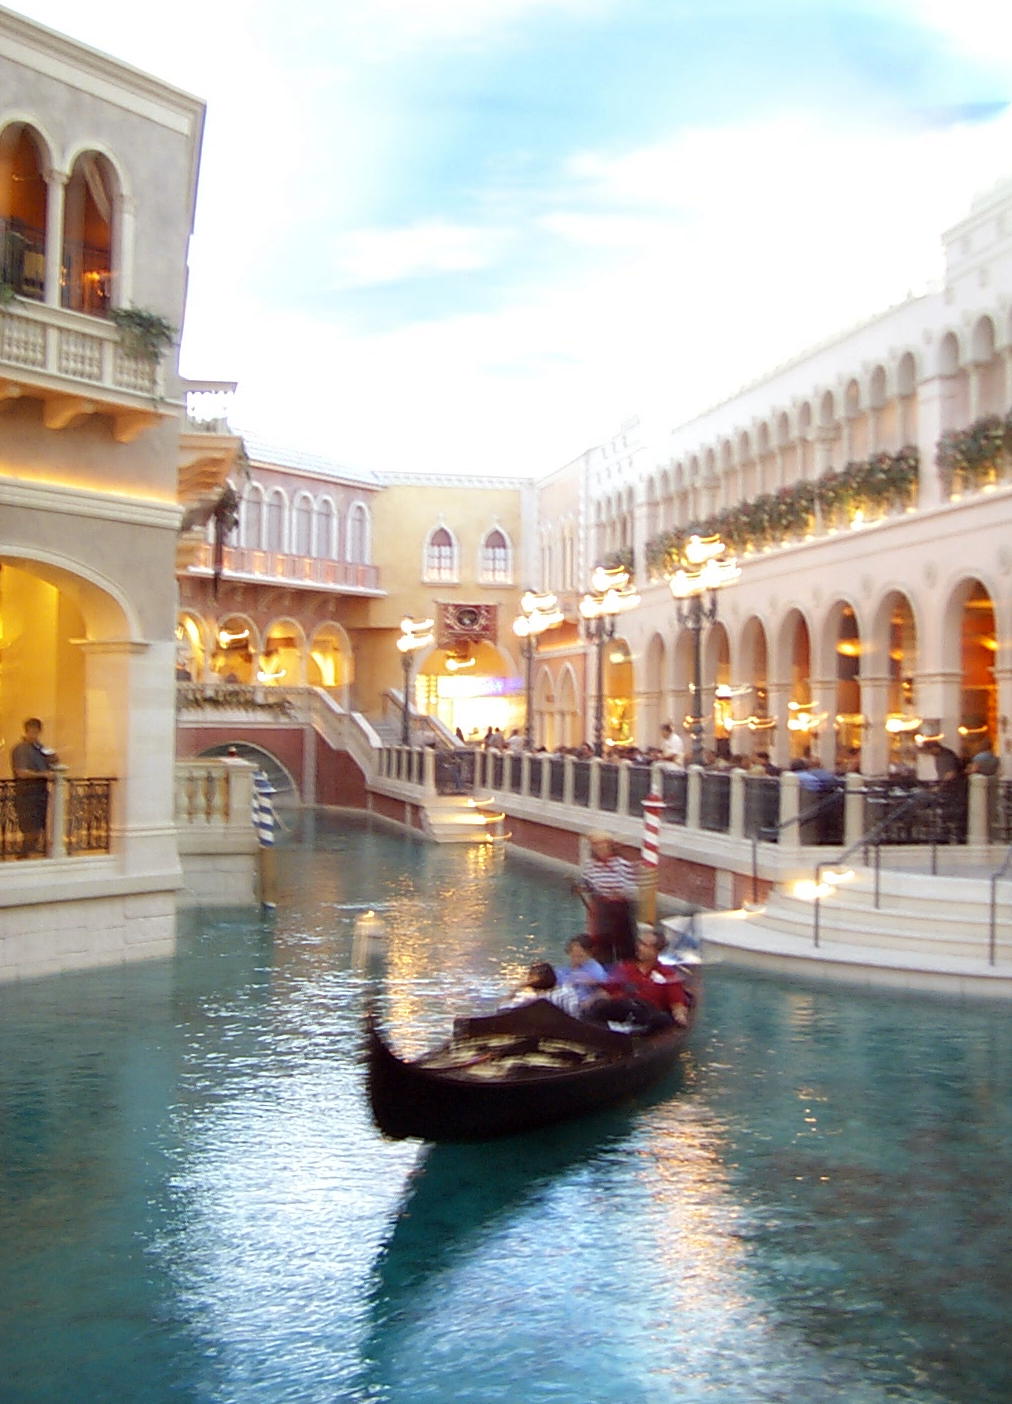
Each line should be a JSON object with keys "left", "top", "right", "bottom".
{"left": 639, "top": 789, "right": 664, "bottom": 927}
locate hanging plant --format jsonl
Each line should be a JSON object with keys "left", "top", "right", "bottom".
{"left": 937, "top": 415, "right": 1006, "bottom": 494}
{"left": 109, "top": 305, "right": 176, "bottom": 363}
{"left": 604, "top": 545, "right": 635, "bottom": 576}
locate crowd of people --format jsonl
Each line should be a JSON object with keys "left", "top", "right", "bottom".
{"left": 457, "top": 720, "right": 1002, "bottom": 788}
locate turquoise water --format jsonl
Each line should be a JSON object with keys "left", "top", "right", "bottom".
{"left": 2, "top": 811, "right": 1012, "bottom": 1404}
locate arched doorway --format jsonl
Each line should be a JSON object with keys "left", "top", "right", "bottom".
{"left": 831, "top": 603, "right": 863, "bottom": 764}
{"left": 643, "top": 632, "right": 665, "bottom": 750}
{"left": 959, "top": 581, "right": 997, "bottom": 761}
{"left": 703, "top": 622, "right": 731, "bottom": 759}
{"left": 261, "top": 619, "right": 305, "bottom": 686}
{"left": 557, "top": 665, "right": 579, "bottom": 750}
{"left": 211, "top": 615, "right": 258, "bottom": 683}
{"left": 777, "top": 609, "right": 819, "bottom": 760}
{"left": 877, "top": 592, "right": 920, "bottom": 773}
{"left": 604, "top": 636, "right": 635, "bottom": 749}
{"left": 738, "top": 616, "right": 774, "bottom": 750}
{"left": 418, "top": 640, "right": 518, "bottom": 742}
{"left": 308, "top": 622, "right": 352, "bottom": 703}
{"left": 176, "top": 610, "right": 209, "bottom": 681}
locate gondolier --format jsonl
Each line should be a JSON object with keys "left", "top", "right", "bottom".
{"left": 577, "top": 830, "right": 638, "bottom": 966}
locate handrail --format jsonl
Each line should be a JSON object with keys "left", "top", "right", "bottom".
{"left": 988, "top": 844, "right": 1012, "bottom": 966}
{"left": 749, "top": 787, "right": 845, "bottom": 904}
{"left": 811, "top": 789, "right": 942, "bottom": 947}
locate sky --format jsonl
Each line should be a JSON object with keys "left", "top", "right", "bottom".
{"left": 10, "top": 0, "right": 1012, "bottom": 477}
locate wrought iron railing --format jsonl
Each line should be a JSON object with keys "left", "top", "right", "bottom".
{"left": 0, "top": 776, "right": 114, "bottom": 861}
{"left": 699, "top": 771, "right": 731, "bottom": 832}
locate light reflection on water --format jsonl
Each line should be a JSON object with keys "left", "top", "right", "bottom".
{"left": 1, "top": 811, "right": 1011, "bottom": 1403}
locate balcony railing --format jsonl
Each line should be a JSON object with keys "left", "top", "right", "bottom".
{"left": 0, "top": 774, "right": 114, "bottom": 861}
{"left": 0, "top": 297, "right": 158, "bottom": 398}
{"left": 373, "top": 748, "right": 999, "bottom": 857}
{"left": 185, "top": 541, "right": 380, "bottom": 592}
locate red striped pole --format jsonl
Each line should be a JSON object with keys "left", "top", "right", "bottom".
{"left": 640, "top": 790, "right": 664, "bottom": 925}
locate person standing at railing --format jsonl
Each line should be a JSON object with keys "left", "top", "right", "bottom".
{"left": 11, "top": 717, "right": 57, "bottom": 859}
{"left": 923, "top": 739, "right": 967, "bottom": 843}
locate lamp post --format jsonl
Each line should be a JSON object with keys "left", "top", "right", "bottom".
{"left": 396, "top": 615, "right": 435, "bottom": 745}
{"left": 512, "top": 590, "right": 564, "bottom": 751}
{"left": 579, "top": 564, "right": 640, "bottom": 758}
{"left": 668, "top": 536, "right": 739, "bottom": 767}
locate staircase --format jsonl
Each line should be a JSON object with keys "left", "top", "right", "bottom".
{"left": 421, "top": 795, "right": 505, "bottom": 844}
{"left": 695, "top": 864, "right": 1012, "bottom": 996}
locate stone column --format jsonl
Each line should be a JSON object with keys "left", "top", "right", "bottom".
{"left": 767, "top": 679, "right": 792, "bottom": 769}
{"left": 915, "top": 377, "right": 947, "bottom": 511}
{"left": 729, "top": 769, "right": 746, "bottom": 839}
{"left": 76, "top": 638, "right": 178, "bottom": 878}
{"left": 686, "top": 765, "right": 702, "bottom": 831}
{"left": 113, "top": 192, "right": 136, "bottom": 307}
{"left": 860, "top": 672, "right": 892, "bottom": 776}
{"left": 809, "top": 675, "right": 836, "bottom": 763}
{"left": 914, "top": 669, "right": 962, "bottom": 777}
{"left": 779, "top": 771, "right": 802, "bottom": 851}
{"left": 843, "top": 771, "right": 865, "bottom": 848}
{"left": 43, "top": 168, "right": 68, "bottom": 307}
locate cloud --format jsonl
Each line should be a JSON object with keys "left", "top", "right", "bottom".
{"left": 327, "top": 221, "right": 511, "bottom": 288}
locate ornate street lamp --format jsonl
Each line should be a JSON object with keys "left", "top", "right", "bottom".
{"left": 396, "top": 615, "right": 434, "bottom": 745}
{"left": 512, "top": 590, "right": 564, "bottom": 750}
{"left": 668, "top": 536, "right": 740, "bottom": 767}
{"left": 579, "top": 564, "right": 640, "bottom": 758}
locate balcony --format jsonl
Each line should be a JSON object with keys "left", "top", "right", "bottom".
{"left": 184, "top": 540, "right": 382, "bottom": 594}
{"left": 0, "top": 296, "right": 170, "bottom": 443}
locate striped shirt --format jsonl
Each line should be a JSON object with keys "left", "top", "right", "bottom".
{"left": 582, "top": 856, "right": 637, "bottom": 901}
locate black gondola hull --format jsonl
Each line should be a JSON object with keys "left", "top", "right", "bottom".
{"left": 367, "top": 998, "right": 692, "bottom": 1142}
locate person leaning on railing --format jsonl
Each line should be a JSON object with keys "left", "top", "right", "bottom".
{"left": 11, "top": 717, "right": 57, "bottom": 859}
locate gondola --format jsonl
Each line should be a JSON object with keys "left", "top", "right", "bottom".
{"left": 366, "top": 994, "right": 695, "bottom": 1142}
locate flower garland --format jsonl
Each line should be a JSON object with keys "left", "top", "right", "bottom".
{"left": 936, "top": 411, "right": 1012, "bottom": 495}
{"left": 645, "top": 445, "right": 920, "bottom": 577}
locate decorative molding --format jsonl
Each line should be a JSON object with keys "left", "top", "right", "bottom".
{"left": 0, "top": 476, "right": 181, "bottom": 530}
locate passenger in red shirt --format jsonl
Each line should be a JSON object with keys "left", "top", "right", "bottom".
{"left": 589, "top": 930, "right": 690, "bottom": 1031}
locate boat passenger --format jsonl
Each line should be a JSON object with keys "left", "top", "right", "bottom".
{"left": 499, "top": 962, "right": 583, "bottom": 1017}
{"left": 555, "top": 934, "right": 607, "bottom": 1010}
{"left": 588, "top": 930, "right": 690, "bottom": 1032}
{"left": 576, "top": 831, "right": 639, "bottom": 966}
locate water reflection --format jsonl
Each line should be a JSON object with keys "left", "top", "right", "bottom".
{"left": 2, "top": 814, "right": 1012, "bottom": 1403}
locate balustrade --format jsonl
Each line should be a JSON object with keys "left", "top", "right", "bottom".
{"left": 0, "top": 774, "right": 114, "bottom": 861}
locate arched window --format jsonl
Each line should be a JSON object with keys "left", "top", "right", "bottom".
{"left": 316, "top": 498, "right": 337, "bottom": 559}
{"left": 0, "top": 123, "right": 48, "bottom": 300}
{"left": 242, "top": 485, "right": 264, "bottom": 549}
{"left": 62, "top": 151, "right": 117, "bottom": 315}
{"left": 347, "top": 503, "right": 371, "bottom": 564}
{"left": 293, "top": 494, "right": 313, "bottom": 557}
{"left": 479, "top": 527, "right": 511, "bottom": 583}
{"left": 265, "top": 490, "right": 286, "bottom": 553}
{"left": 424, "top": 525, "right": 457, "bottom": 582}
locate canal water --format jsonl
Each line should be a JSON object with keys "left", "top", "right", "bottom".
{"left": 2, "top": 812, "right": 1012, "bottom": 1404}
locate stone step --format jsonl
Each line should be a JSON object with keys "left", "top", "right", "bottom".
{"left": 750, "top": 892, "right": 1003, "bottom": 961}
{"left": 695, "top": 909, "right": 1012, "bottom": 997}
